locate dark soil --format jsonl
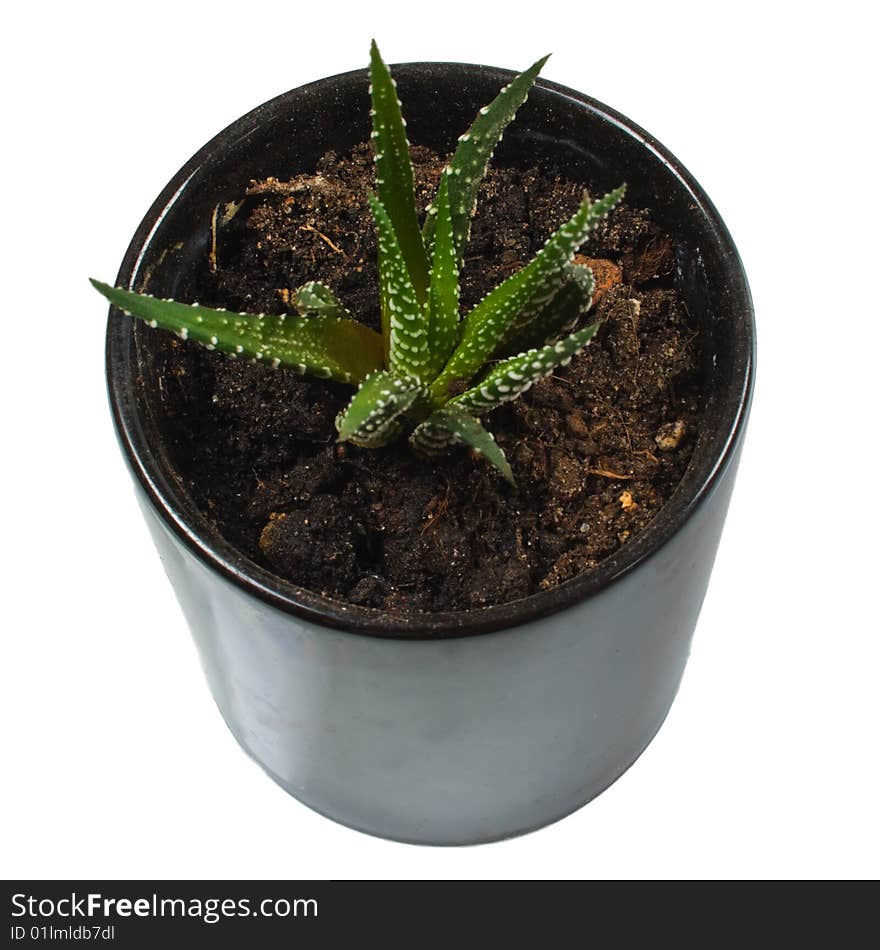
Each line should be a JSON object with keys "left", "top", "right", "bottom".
{"left": 143, "top": 144, "right": 703, "bottom": 613}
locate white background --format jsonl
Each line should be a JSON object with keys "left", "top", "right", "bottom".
{"left": 2, "top": 0, "right": 878, "bottom": 880}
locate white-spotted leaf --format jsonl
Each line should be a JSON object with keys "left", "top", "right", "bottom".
{"left": 452, "top": 321, "right": 600, "bottom": 414}
{"left": 293, "top": 281, "right": 352, "bottom": 319}
{"left": 336, "top": 370, "right": 425, "bottom": 448}
{"left": 369, "top": 194, "right": 432, "bottom": 381}
{"left": 424, "top": 174, "right": 460, "bottom": 377}
{"left": 91, "top": 280, "right": 383, "bottom": 384}
{"left": 494, "top": 262, "right": 594, "bottom": 357}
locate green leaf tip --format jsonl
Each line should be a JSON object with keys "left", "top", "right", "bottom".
{"left": 423, "top": 52, "right": 552, "bottom": 262}
{"left": 293, "top": 281, "right": 352, "bottom": 319}
{"left": 369, "top": 40, "right": 429, "bottom": 302}
{"left": 91, "top": 279, "right": 383, "bottom": 384}
{"left": 411, "top": 405, "right": 514, "bottom": 485}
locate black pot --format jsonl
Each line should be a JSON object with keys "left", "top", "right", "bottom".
{"left": 105, "top": 62, "right": 754, "bottom": 845}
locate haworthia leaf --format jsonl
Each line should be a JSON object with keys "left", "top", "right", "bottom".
{"left": 424, "top": 175, "right": 460, "bottom": 377}
{"left": 410, "top": 405, "right": 514, "bottom": 484}
{"left": 335, "top": 370, "right": 425, "bottom": 448}
{"left": 293, "top": 281, "right": 352, "bottom": 319}
{"left": 422, "top": 54, "right": 550, "bottom": 261}
{"left": 369, "top": 40, "right": 429, "bottom": 301}
{"left": 91, "top": 280, "right": 383, "bottom": 385}
{"left": 494, "top": 262, "right": 594, "bottom": 358}
{"left": 431, "top": 185, "right": 624, "bottom": 402}
{"left": 451, "top": 321, "right": 601, "bottom": 415}
{"left": 369, "top": 194, "right": 431, "bottom": 382}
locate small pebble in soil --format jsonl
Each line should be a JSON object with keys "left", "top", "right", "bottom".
{"left": 619, "top": 490, "right": 637, "bottom": 510}
{"left": 655, "top": 419, "right": 687, "bottom": 452}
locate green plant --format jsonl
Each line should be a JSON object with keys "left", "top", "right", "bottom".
{"left": 92, "top": 41, "right": 624, "bottom": 484}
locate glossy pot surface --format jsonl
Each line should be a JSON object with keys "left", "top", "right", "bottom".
{"left": 106, "top": 63, "right": 754, "bottom": 844}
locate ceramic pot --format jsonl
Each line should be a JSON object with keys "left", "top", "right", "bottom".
{"left": 105, "top": 62, "right": 754, "bottom": 845}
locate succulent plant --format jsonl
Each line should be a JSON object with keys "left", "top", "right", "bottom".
{"left": 92, "top": 41, "right": 624, "bottom": 484}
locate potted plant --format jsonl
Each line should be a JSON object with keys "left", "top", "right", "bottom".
{"left": 99, "top": 43, "right": 754, "bottom": 844}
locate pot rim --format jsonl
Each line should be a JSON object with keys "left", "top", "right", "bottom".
{"left": 106, "top": 61, "right": 755, "bottom": 640}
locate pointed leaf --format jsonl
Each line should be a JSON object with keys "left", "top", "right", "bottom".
{"left": 431, "top": 186, "right": 624, "bottom": 402}
{"left": 424, "top": 174, "right": 460, "bottom": 377}
{"left": 452, "top": 321, "right": 600, "bottom": 415}
{"left": 369, "top": 40, "right": 429, "bottom": 300}
{"left": 410, "top": 405, "right": 514, "bottom": 484}
{"left": 369, "top": 194, "right": 432, "bottom": 382}
{"left": 336, "top": 370, "right": 425, "bottom": 448}
{"left": 494, "top": 262, "right": 594, "bottom": 357}
{"left": 293, "top": 281, "right": 351, "bottom": 319}
{"left": 423, "top": 54, "right": 550, "bottom": 260}
{"left": 91, "top": 280, "right": 382, "bottom": 384}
